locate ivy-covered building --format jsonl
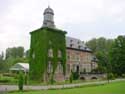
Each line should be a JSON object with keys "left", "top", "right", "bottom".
{"left": 29, "top": 6, "right": 98, "bottom": 82}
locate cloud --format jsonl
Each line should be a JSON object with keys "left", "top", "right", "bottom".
{"left": 0, "top": 0, "right": 125, "bottom": 52}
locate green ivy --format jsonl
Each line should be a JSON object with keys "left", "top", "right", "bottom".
{"left": 29, "top": 27, "right": 67, "bottom": 82}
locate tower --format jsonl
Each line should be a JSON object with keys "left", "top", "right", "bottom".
{"left": 29, "top": 7, "right": 67, "bottom": 82}
{"left": 42, "top": 6, "right": 55, "bottom": 28}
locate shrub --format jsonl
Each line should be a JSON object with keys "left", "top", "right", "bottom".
{"left": 24, "top": 74, "right": 28, "bottom": 85}
{"left": 107, "top": 73, "right": 115, "bottom": 80}
{"left": 122, "top": 74, "right": 125, "bottom": 78}
{"left": 0, "top": 79, "right": 9, "bottom": 83}
{"left": 72, "top": 72, "right": 79, "bottom": 80}
{"left": 69, "top": 73, "right": 73, "bottom": 83}
{"left": 18, "top": 72, "right": 24, "bottom": 91}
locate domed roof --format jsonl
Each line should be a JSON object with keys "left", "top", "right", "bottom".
{"left": 44, "top": 6, "right": 54, "bottom": 15}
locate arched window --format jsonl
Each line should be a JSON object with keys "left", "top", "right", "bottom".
{"left": 58, "top": 50, "right": 62, "bottom": 58}
{"left": 48, "top": 48, "right": 53, "bottom": 57}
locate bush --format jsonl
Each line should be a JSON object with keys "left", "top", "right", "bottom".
{"left": 0, "top": 79, "right": 9, "bottom": 83}
{"left": 18, "top": 72, "right": 24, "bottom": 91}
{"left": 72, "top": 72, "right": 79, "bottom": 80}
{"left": 69, "top": 73, "right": 73, "bottom": 83}
{"left": 107, "top": 73, "right": 115, "bottom": 80}
{"left": 24, "top": 74, "right": 28, "bottom": 85}
{"left": 122, "top": 74, "right": 125, "bottom": 78}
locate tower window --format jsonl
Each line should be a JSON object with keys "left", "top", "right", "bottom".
{"left": 58, "top": 50, "right": 62, "bottom": 58}
{"left": 32, "top": 52, "right": 35, "bottom": 59}
{"left": 48, "top": 48, "right": 53, "bottom": 57}
{"left": 57, "top": 62, "right": 63, "bottom": 73}
{"left": 48, "top": 61, "right": 52, "bottom": 73}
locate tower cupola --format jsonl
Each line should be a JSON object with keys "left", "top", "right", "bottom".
{"left": 42, "top": 6, "right": 55, "bottom": 28}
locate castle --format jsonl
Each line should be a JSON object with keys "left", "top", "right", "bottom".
{"left": 29, "top": 6, "right": 98, "bottom": 82}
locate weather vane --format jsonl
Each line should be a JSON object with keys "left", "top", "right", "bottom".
{"left": 47, "top": 0, "right": 50, "bottom": 7}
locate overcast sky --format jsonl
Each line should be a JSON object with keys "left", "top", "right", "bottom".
{"left": 0, "top": 0, "right": 125, "bottom": 53}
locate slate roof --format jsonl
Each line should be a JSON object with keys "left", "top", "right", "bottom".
{"left": 66, "top": 36, "right": 92, "bottom": 52}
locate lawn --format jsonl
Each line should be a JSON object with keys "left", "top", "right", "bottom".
{"left": 9, "top": 81, "right": 125, "bottom": 94}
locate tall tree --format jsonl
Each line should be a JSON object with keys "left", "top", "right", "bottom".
{"left": 86, "top": 37, "right": 114, "bottom": 72}
{"left": 5, "top": 46, "right": 24, "bottom": 59}
{"left": 110, "top": 36, "right": 125, "bottom": 76}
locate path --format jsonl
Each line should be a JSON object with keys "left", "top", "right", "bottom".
{"left": 0, "top": 79, "right": 125, "bottom": 92}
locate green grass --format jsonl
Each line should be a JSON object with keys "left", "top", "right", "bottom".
{"left": 9, "top": 81, "right": 125, "bottom": 94}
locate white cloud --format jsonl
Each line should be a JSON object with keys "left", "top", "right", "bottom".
{"left": 0, "top": 0, "right": 125, "bottom": 53}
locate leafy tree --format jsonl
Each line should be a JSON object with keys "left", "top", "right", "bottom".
{"left": 5, "top": 46, "right": 24, "bottom": 59}
{"left": 86, "top": 38, "right": 97, "bottom": 52}
{"left": 110, "top": 36, "right": 125, "bottom": 76}
{"left": 86, "top": 37, "right": 113, "bottom": 71}
{"left": 0, "top": 52, "right": 5, "bottom": 72}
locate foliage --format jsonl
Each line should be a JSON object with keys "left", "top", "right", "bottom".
{"left": 122, "top": 74, "right": 125, "bottom": 78}
{"left": 86, "top": 37, "right": 114, "bottom": 73}
{"left": 110, "top": 36, "right": 125, "bottom": 76}
{"left": 18, "top": 72, "right": 24, "bottom": 91}
{"left": 72, "top": 72, "right": 79, "bottom": 80}
{"left": 107, "top": 73, "right": 115, "bottom": 80}
{"left": 29, "top": 27, "right": 67, "bottom": 81}
{"left": 24, "top": 74, "right": 28, "bottom": 85}
{"left": 69, "top": 70, "right": 73, "bottom": 83}
{"left": 5, "top": 46, "right": 24, "bottom": 59}
{"left": 0, "top": 52, "right": 11, "bottom": 72}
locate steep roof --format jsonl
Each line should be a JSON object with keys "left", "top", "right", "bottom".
{"left": 66, "top": 36, "right": 92, "bottom": 52}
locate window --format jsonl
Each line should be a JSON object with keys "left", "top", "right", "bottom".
{"left": 77, "top": 41, "right": 80, "bottom": 44}
{"left": 32, "top": 52, "right": 35, "bottom": 59}
{"left": 48, "top": 61, "right": 52, "bottom": 73}
{"left": 58, "top": 50, "right": 62, "bottom": 58}
{"left": 70, "top": 44, "right": 73, "bottom": 48}
{"left": 48, "top": 48, "right": 53, "bottom": 57}
{"left": 70, "top": 40, "right": 73, "bottom": 42}
{"left": 57, "top": 62, "right": 63, "bottom": 73}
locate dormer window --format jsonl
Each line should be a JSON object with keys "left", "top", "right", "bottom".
{"left": 57, "top": 62, "right": 63, "bottom": 73}
{"left": 48, "top": 48, "right": 53, "bottom": 57}
{"left": 70, "top": 40, "right": 73, "bottom": 43}
{"left": 78, "top": 45, "right": 81, "bottom": 49}
{"left": 77, "top": 41, "right": 80, "bottom": 44}
{"left": 70, "top": 44, "right": 73, "bottom": 48}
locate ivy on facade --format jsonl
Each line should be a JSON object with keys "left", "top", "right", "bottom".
{"left": 29, "top": 27, "right": 67, "bottom": 81}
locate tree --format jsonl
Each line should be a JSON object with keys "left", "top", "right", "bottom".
{"left": 110, "top": 36, "right": 125, "bottom": 76}
{"left": 86, "top": 37, "right": 114, "bottom": 70}
{"left": 5, "top": 46, "right": 24, "bottom": 59}
{"left": 0, "top": 52, "right": 5, "bottom": 72}
{"left": 18, "top": 71, "right": 24, "bottom": 91}
{"left": 86, "top": 38, "right": 97, "bottom": 52}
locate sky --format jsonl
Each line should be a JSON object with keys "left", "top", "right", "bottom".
{"left": 0, "top": 0, "right": 125, "bottom": 53}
